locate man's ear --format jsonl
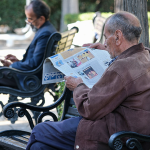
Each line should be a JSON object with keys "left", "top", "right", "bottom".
{"left": 40, "top": 16, "right": 46, "bottom": 23}
{"left": 115, "top": 30, "right": 123, "bottom": 45}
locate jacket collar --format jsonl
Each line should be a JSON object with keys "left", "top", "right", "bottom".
{"left": 116, "top": 43, "right": 145, "bottom": 60}
{"left": 39, "top": 21, "right": 50, "bottom": 30}
{"left": 34, "top": 21, "right": 50, "bottom": 38}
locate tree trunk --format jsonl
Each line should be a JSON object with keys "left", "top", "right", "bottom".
{"left": 60, "top": 0, "right": 79, "bottom": 32}
{"left": 114, "top": 0, "right": 149, "bottom": 47}
{"left": 114, "top": 0, "right": 123, "bottom": 13}
{"left": 123, "top": 0, "right": 149, "bottom": 47}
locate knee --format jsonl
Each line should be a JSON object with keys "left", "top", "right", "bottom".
{"left": 32, "top": 122, "right": 45, "bottom": 133}
{"left": 30, "top": 142, "right": 56, "bottom": 150}
{"left": 30, "top": 142, "right": 41, "bottom": 150}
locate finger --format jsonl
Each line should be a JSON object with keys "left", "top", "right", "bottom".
{"left": 5, "top": 54, "right": 13, "bottom": 59}
{"left": 0, "top": 59, "right": 5, "bottom": 63}
{"left": 82, "top": 43, "right": 92, "bottom": 47}
{"left": 64, "top": 76, "right": 68, "bottom": 80}
{"left": 89, "top": 43, "right": 98, "bottom": 48}
{"left": 7, "top": 57, "right": 14, "bottom": 60}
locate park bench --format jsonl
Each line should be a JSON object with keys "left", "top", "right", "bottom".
{"left": 0, "top": 26, "right": 78, "bottom": 124}
{"left": 0, "top": 87, "right": 149, "bottom": 150}
{"left": 92, "top": 11, "right": 106, "bottom": 43}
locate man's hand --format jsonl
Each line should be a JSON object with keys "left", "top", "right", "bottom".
{"left": 89, "top": 43, "right": 106, "bottom": 50}
{"left": 0, "top": 59, "right": 11, "bottom": 67}
{"left": 82, "top": 43, "right": 106, "bottom": 50}
{"left": 82, "top": 43, "right": 93, "bottom": 47}
{"left": 64, "top": 76, "right": 83, "bottom": 91}
{"left": 5, "top": 54, "right": 19, "bottom": 63}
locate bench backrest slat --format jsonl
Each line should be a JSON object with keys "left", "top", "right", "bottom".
{"left": 67, "top": 107, "right": 80, "bottom": 116}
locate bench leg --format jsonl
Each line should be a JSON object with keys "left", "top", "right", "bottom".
{"left": 30, "top": 92, "right": 45, "bottom": 124}
{"left": 0, "top": 101, "right": 4, "bottom": 117}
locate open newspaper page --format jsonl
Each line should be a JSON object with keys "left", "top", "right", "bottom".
{"left": 42, "top": 47, "right": 111, "bottom": 88}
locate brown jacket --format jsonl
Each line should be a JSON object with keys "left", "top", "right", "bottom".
{"left": 73, "top": 43, "right": 150, "bottom": 150}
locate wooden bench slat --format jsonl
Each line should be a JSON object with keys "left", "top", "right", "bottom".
{"left": 65, "top": 114, "right": 79, "bottom": 119}
{"left": 67, "top": 107, "right": 80, "bottom": 116}
{"left": 0, "top": 136, "right": 27, "bottom": 149}
{"left": 60, "top": 28, "right": 77, "bottom": 37}
{"left": 21, "top": 135, "right": 30, "bottom": 139}
{"left": 70, "top": 98, "right": 75, "bottom": 105}
{"left": 58, "top": 37, "right": 68, "bottom": 43}
{"left": 67, "top": 34, "right": 75, "bottom": 40}
{"left": 12, "top": 135, "right": 29, "bottom": 143}
{"left": 65, "top": 41, "right": 73, "bottom": 47}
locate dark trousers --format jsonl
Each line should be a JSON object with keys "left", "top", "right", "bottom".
{"left": 26, "top": 116, "right": 82, "bottom": 150}
{"left": 0, "top": 67, "right": 18, "bottom": 88}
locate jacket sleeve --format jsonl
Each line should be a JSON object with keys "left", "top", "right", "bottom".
{"left": 11, "top": 32, "right": 50, "bottom": 71}
{"left": 73, "top": 70, "right": 127, "bottom": 120}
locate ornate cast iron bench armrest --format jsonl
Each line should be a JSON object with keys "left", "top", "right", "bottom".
{"left": 108, "top": 131, "right": 150, "bottom": 150}
{"left": 0, "top": 66, "right": 42, "bottom": 91}
{"left": 3, "top": 87, "right": 68, "bottom": 130}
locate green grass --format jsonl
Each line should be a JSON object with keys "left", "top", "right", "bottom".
{"left": 64, "top": 12, "right": 95, "bottom": 24}
{"left": 64, "top": 12, "right": 113, "bottom": 25}
{"left": 101, "top": 12, "right": 113, "bottom": 18}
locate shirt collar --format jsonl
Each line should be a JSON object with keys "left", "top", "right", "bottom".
{"left": 108, "top": 56, "right": 118, "bottom": 66}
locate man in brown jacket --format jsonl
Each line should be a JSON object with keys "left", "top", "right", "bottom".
{"left": 26, "top": 11, "right": 150, "bottom": 150}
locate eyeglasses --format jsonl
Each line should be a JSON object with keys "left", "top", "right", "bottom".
{"left": 25, "top": 18, "right": 39, "bottom": 25}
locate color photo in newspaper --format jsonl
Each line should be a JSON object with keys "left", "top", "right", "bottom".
{"left": 42, "top": 47, "right": 111, "bottom": 88}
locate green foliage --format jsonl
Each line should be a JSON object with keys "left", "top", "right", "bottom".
{"left": 64, "top": 12, "right": 113, "bottom": 25}
{"left": 0, "top": 0, "right": 26, "bottom": 33}
{"left": 55, "top": 81, "right": 65, "bottom": 120}
{"left": 101, "top": 12, "right": 113, "bottom": 18}
{"left": 79, "top": 0, "right": 114, "bottom": 13}
{"left": 0, "top": 0, "right": 61, "bottom": 33}
{"left": 43, "top": 0, "right": 61, "bottom": 31}
{"left": 64, "top": 12, "right": 95, "bottom": 25}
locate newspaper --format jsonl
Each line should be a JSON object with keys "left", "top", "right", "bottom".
{"left": 42, "top": 47, "right": 111, "bottom": 88}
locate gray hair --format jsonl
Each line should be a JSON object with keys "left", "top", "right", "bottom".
{"left": 25, "top": 0, "right": 50, "bottom": 21}
{"left": 106, "top": 13, "right": 142, "bottom": 42}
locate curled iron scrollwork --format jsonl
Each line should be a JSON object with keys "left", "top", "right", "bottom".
{"left": 0, "top": 71, "right": 3, "bottom": 79}
{"left": 23, "top": 75, "right": 40, "bottom": 91}
{"left": 5, "top": 108, "right": 14, "bottom": 118}
{"left": 38, "top": 111, "right": 58, "bottom": 123}
{"left": 113, "top": 138, "right": 123, "bottom": 150}
{"left": 18, "top": 108, "right": 25, "bottom": 117}
{"left": 126, "top": 138, "right": 143, "bottom": 150}
{"left": 18, "top": 108, "right": 35, "bottom": 129}
{"left": 6, "top": 72, "right": 13, "bottom": 79}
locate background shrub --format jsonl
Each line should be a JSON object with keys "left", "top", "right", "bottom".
{"left": 0, "top": 0, "right": 61, "bottom": 33}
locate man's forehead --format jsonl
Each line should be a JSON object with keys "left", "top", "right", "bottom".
{"left": 103, "top": 24, "right": 108, "bottom": 36}
{"left": 25, "top": 8, "right": 36, "bottom": 18}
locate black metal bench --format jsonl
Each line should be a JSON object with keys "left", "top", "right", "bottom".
{"left": 0, "top": 87, "right": 150, "bottom": 150}
{"left": 0, "top": 27, "right": 78, "bottom": 124}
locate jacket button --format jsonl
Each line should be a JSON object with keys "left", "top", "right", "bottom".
{"left": 76, "top": 145, "right": 79, "bottom": 149}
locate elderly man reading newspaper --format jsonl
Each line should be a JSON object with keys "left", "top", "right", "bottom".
{"left": 26, "top": 11, "right": 150, "bottom": 150}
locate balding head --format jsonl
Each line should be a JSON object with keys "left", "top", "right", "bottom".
{"left": 25, "top": 0, "right": 50, "bottom": 21}
{"left": 105, "top": 11, "right": 142, "bottom": 42}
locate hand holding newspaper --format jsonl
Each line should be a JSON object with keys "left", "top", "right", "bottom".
{"left": 42, "top": 47, "right": 111, "bottom": 88}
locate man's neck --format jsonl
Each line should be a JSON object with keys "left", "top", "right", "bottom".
{"left": 37, "top": 21, "right": 47, "bottom": 29}
{"left": 119, "top": 40, "right": 138, "bottom": 54}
